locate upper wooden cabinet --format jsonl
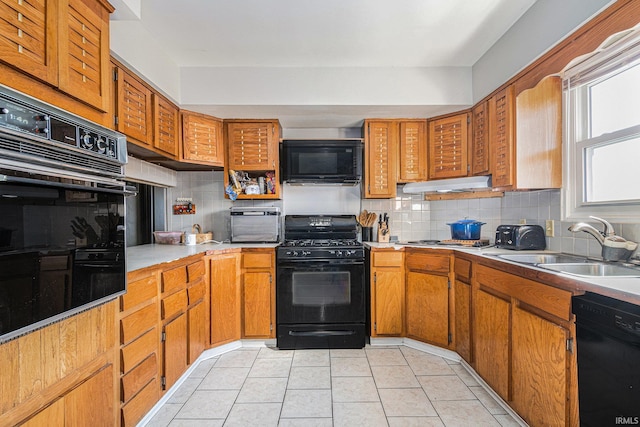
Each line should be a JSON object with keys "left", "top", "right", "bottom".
{"left": 515, "top": 75, "right": 562, "bottom": 189}
{"left": 153, "top": 94, "right": 180, "bottom": 159}
{"left": 224, "top": 119, "right": 281, "bottom": 199}
{"left": 470, "top": 102, "right": 490, "bottom": 176}
{"left": 364, "top": 120, "right": 397, "bottom": 198}
{"left": 114, "top": 63, "right": 153, "bottom": 147}
{"left": 428, "top": 112, "right": 470, "bottom": 180}
{"left": 0, "top": 0, "right": 112, "bottom": 115}
{"left": 398, "top": 120, "right": 428, "bottom": 183}
{"left": 489, "top": 85, "right": 516, "bottom": 188}
{"left": 181, "top": 110, "right": 224, "bottom": 167}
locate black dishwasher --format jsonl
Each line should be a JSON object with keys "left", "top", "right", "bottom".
{"left": 572, "top": 293, "right": 640, "bottom": 426}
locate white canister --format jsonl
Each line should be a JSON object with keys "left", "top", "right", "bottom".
{"left": 185, "top": 233, "right": 197, "bottom": 246}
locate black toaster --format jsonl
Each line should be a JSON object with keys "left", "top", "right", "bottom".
{"left": 495, "top": 225, "right": 547, "bottom": 250}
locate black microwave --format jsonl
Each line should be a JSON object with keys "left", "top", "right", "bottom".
{"left": 281, "top": 139, "right": 363, "bottom": 185}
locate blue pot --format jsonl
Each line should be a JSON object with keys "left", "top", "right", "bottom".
{"left": 447, "top": 219, "right": 485, "bottom": 240}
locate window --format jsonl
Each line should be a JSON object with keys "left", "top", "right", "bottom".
{"left": 564, "top": 29, "right": 640, "bottom": 222}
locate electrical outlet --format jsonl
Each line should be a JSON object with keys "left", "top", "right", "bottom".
{"left": 519, "top": 219, "right": 527, "bottom": 225}
{"left": 545, "top": 220, "right": 555, "bottom": 237}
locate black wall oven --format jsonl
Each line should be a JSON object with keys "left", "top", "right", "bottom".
{"left": 276, "top": 215, "right": 366, "bottom": 349}
{"left": 0, "top": 84, "right": 128, "bottom": 343}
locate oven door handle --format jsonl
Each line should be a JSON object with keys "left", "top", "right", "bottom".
{"left": 288, "top": 330, "right": 356, "bottom": 337}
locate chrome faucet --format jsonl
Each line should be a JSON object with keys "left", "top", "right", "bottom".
{"left": 568, "top": 216, "right": 638, "bottom": 261}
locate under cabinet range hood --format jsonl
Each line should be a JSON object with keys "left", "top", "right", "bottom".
{"left": 402, "top": 176, "right": 491, "bottom": 193}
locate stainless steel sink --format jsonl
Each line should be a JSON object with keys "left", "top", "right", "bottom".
{"left": 540, "top": 262, "right": 640, "bottom": 277}
{"left": 497, "top": 253, "right": 588, "bottom": 264}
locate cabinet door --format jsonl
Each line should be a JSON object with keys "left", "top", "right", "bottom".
{"left": 490, "top": 86, "right": 516, "bottom": 188}
{"left": 21, "top": 398, "right": 64, "bottom": 426}
{"left": 405, "top": 271, "right": 449, "bottom": 346}
{"left": 187, "top": 300, "right": 207, "bottom": 364}
{"left": 0, "top": 0, "right": 58, "bottom": 85}
{"left": 428, "top": 113, "right": 469, "bottom": 179}
{"left": 471, "top": 101, "right": 490, "bottom": 176}
{"left": 512, "top": 306, "right": 570, "bottom": 426}
{"left": 227, "top": 122, "right": 277, "bottom": 170}
{"left": 182, "top": 111, "right": 224, "bottom": 165}
{"left": 398, "top": 120, "right": 427, "bottom": 182}
{"left": 371, "top": 269, "right": 404, "bottom": 336}
{"left": 365, "top": 121, "right": 396, "bottom": 198}
{"left": 210, "top": 253, "right": 241, "bottom": 345}
{"left": 242, "top": 271, "right": 272, "bottom": 338}
{"left": 153, "top": 94, "right": 179, "bottom": 159}
{"left": 162, "top": 313, "right": 187, "bottom": 391}
{"left": 58, "top": 0, "right": 111, "bottom": 111}
{"left": 474, "top": 288, "right": 510, "bottom": 401}
{"left": 454, "top": 278, "right": 471, "bottom": 363}
{"left": 65, "top": 364, "right": 114, "bottom": 426}
{"left": 116, "top": 67, "right": 153, "bottom": 146}
{"left": 515, "top": 75, "right": 562, "bottom": 189}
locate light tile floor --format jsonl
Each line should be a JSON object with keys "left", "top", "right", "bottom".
{"left": 145, "top": 345, "right": 523, "bottom": 427}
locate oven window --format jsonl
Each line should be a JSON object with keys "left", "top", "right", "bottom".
{"left": 292, "top": 271, "right": 351, "bottom": 306}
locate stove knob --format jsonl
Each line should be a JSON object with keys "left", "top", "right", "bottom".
{"left": 293, "top": 251, "right": 299, "bottom": 257}
{"left": 0, "top": 107, "right": 8, "bottom": 114}
{"left": 285, "top": 251, "right": 292, "bottom": 256}
{"left": 302, "top": 251, "right": 311, "bottom": 256}
{"left": 337, "top": 251, "right": 343, "bottom": 257}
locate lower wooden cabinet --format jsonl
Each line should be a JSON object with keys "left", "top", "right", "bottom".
{"left": 370, "top": 249, "right": 405, "bottom": 336}
{"left": 162, "top": 313, "right": 188, "bottom": 391}
{"left": 405, "top": 250, "right": 452, "bottom": 348}
{"left": 242, "top": 251, "right": 275, "bottom": 339}
{"left": 453, "top": 256, "right": 472, "bottom": 363}
{"left": 209, "top": 251, "right": 242, "bottom": 346}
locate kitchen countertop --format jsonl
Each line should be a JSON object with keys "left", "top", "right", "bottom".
{"left": 367, "top": 242, "right": 640, "bottom": 305}
{"left": 126, "top": 242, "right": 280, "bottom": 272}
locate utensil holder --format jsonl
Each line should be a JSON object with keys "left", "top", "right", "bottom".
{"left": 378, "top": 228, "right": 390, "bottom": 243}
{"left": 362, "top": 227, "right": 374, "bottom": 242}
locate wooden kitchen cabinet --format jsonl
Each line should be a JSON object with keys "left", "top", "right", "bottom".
{"left": 453, "top": 255, "right": 472, "bottom": 363}
{"left": 162, "top": 312, "right": 187, "bottom": 391}
{"left": 428, "top": 113, "right": 470, "bottom": 180}
{"left": 489, "top": 85, "right": 516, "bottom": 188}
{"left": 0, "top": 0, "right": 112, "bottom": 113}
{"left": 209, "top": 251, "right": 242, "bottom": 345}
{"left": 153, "top": 93, "right": 180, "bottom": 159}
{"left": 398, "top": 120, "right": 428, "bottom": 183}
{"left": 224, "top": 120, "right": 281, "bottom": 199}
{"left": 182, "top": 110, "right": 225, "bottom": 167}
{"left": 470, "top": 101, "right": 490, "bottom": 176}
{"left": 369, "top": 249, "right": 405, "bottom": 336}
{"left": 364, "top": 120, "right": 397, "bottom": 198}
{"left": 241, "top": 250, "right": 275, "bottom": 338}
{"left": 114, "top": 63, "right": 154, "bottom": 147}
{"left": 405, "top": 250, "right": 452, "bottom": 347}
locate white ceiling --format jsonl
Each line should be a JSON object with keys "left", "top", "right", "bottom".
{"left": 112, "top": 0, "right": 538, "bottom": 128}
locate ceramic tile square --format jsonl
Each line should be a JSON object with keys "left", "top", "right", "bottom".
{"left": 280, "top": 389, "right": 332, "bottom": 418}
{"left": 167, "top": 378, "right": 201, "bottom": 404}
{"left": 236, "top": 377, "right": 288, "bottom": 403}
{"left": 174, "top": 390, "right": 238, "bottom": 419}
{"left": 387, "top": 417, "right": 445, "bottom": 427}
{"left": 292, "top": 349, "right": 330, "bottom": 367}
{"left": 449, "top": 363, "right": 479, "bottom": 387}
{"left": 258, "top": 346, "right": 294, "bottom": 359}
{"left": 198, "top": 367, "right": 249, "bottom": 390}
{"left": 147, "top": 403, "right": 182, "bottom": 427}
{"left": 188, "top": 357, "right": 217, "bottom": 379}
{"left": 333, "top": 402, "right": 388, "bottom": 427}
{"left": 223, "top": 402, "right": 281, "bottom": 427}
{"left": 371, "top": 365, "right": 420, "bottom": 388}
{"left": 469, "top": 386, "right": 507, "bottom": 415}
{"left": 277, "top": 418, "right": 333, "bottom": 427}
{"left": 214, "top": 349, "right": 258, "bottom": 367}
{"left": 331, "top": 376, "right": 380, "bottom": 402}
{"left": 378, "top": 388, "right": 437, "bottom": 416}
{"left": 331, "top": 357, "right": 372, "bottom": 377}
{"left": 432, "top": 400, "right": 501, "bottom": 427}
{"left": 365, "top": 347, "right": 407, "bottom": 366}
{"left": 168, "top": 420, "right": 224, "bottom": 427}
{"left": 494, "top": 414, "right": 524, "bottom": 427}
{"left": 418, "top": 375, "right": 476, "bottom": 401}
{"left": 330, "top": 348, "right": 366, "bottom": 358}
{"left": 287, "top": 366, "right": 331, "bottom": 389}
{"left": 248, "top": 357, "right": 292, "bottom": 377}
{"left": 405, "top": 354, "right": 454, "bottom": 376}
{"left": 399, "top": 346, "right": 429, "bottom": 358}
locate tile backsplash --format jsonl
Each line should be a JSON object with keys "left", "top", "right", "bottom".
{"left": 153, "top": 168, "right": 639, "bottom": 259}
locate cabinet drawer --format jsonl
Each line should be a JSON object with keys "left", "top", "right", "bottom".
{"left": 372, "top": 251, "right": 403, "bottom": 267}
{"left": 187, "top": 259, "right": 205, "bottom": 282}
{"left": 406, "top": 253, "right": 450, "bottom": 274}
{"left": 121, "top": 275, "right": 157, "bottom": 311}
{"left": 121, "top": 328, "right": 158, "bottom": 374}
{"left": 454, "top": 257, "right": 472, "bottom": 282}
{"left": 188, "top": 280, "right": 206, "bottom": 305}
{"left": 121, "top": 353, "right": 157, "bottom": 404}
{"left": 161, "top": 266, "right": 187, "bottom": 294}
{"left": 161, "top": 289, "right": 187, "bottom": 320}
{"left": 243, "top": 253, "right": 273, "bottom": 269}
{"left": 121, "top": 377, "right": 159, "bottom": 427}
{"left": 121, "top": 303, "right": 157, "bottom": 345}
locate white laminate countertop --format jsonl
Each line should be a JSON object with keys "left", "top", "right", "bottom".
{"left": 126, "top": 242, "right": 279, "bottom": 272}
{"left": 367, "top": 242, "right": 640, "bottom": 305}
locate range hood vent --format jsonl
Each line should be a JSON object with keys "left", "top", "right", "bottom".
{"left": 402, "top": 176, "right": 491, "bottom": 193}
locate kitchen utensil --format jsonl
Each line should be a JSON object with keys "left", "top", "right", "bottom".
{"left": 447, "top": 219, "right": 485, "bottom": 240}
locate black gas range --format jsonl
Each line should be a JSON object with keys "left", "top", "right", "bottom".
{"left": 276, "top": 215, "right": 366, "bottom": 349}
